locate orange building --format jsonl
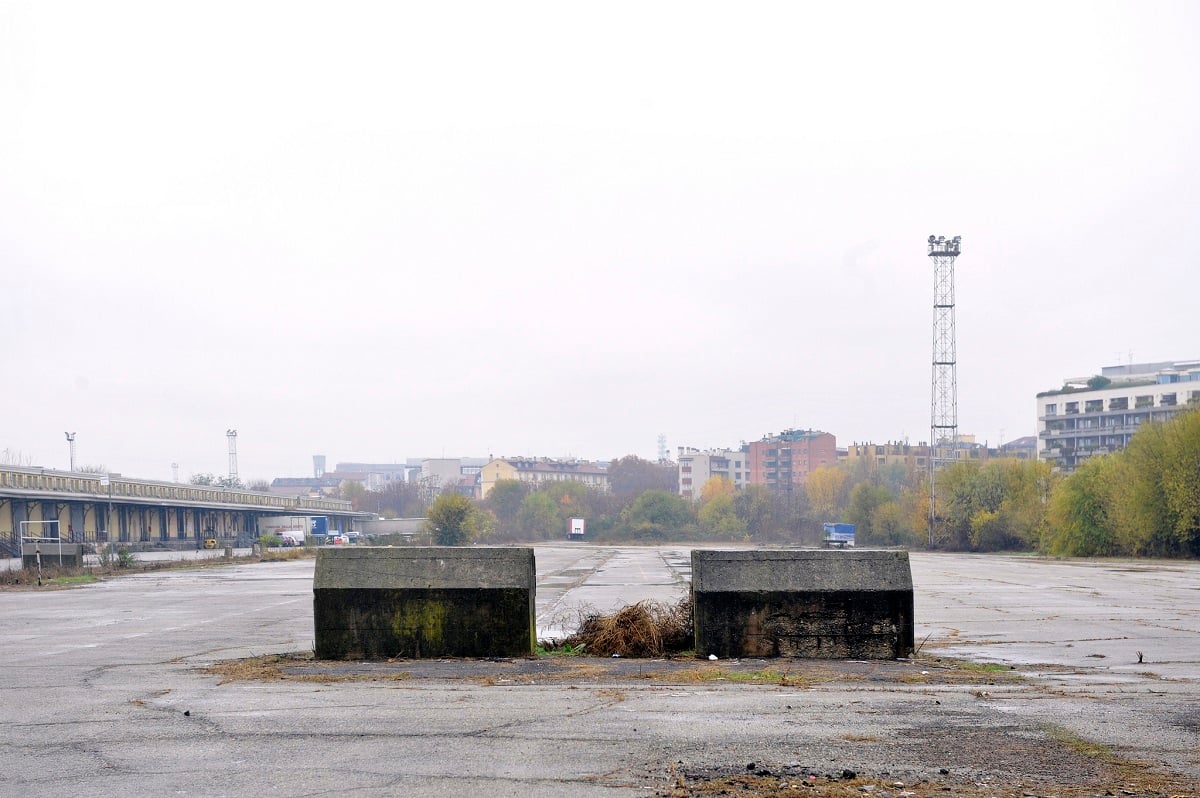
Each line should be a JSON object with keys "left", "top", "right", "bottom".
{"left": 745, "top": 429, "right": 836, "bottom": 490}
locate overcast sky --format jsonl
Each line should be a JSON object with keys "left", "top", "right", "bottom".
{"left": 2, "top": 1, "right": 1198, "bottom": 484}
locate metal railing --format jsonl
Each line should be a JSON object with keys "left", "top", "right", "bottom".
{"left": 0, "top": 466, "right": 353, "bottom": 513}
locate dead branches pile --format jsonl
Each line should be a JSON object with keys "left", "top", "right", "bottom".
{"left": 564, "top": 596, "right": 693, "bottom": 658}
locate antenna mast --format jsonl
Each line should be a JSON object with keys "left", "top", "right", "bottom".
{"left": 928, "top": 234, "right": 962, "bottom": 546}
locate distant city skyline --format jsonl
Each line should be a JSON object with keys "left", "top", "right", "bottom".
{"left": 3, "top": 422, "right": 1042, "bottom": 486}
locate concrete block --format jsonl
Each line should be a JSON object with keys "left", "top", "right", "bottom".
{"left": 692, "top": 549, "right": 914, "bottom": 659}
{"left": 22, "top": 542, "right": 83, "bottom": 569}
{"left": 313, "top": 547, "right": 535, "bottom": 659}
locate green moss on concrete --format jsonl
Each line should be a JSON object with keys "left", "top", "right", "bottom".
{"left": 314, "top": 588, "right": 534, "bottom": 659}
{"left": 388, "top": 597, "right": 448, "bottom": 658}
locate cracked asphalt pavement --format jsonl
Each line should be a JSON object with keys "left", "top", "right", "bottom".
{"left": 1, "top": 547, "right": 1197, "bottom": 797}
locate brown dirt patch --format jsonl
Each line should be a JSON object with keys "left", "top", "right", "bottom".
{"left": 202, "top": 652, "right": 1029, "bottom": 688}
{"left": 660, "top": 768, "right": 1194, "bottom": 797}
{"left": 201, "top": 653, "right": 1198, "bottom": 797}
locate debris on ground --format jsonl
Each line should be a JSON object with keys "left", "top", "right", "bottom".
{"left": 561, "top": 596, "right": 693, "bottom": 657}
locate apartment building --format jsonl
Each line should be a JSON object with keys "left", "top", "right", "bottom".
{"left": 842, "top": 441, "right": 931, "bottom": 471}
{"left": 413, "top": 458, "right": 489, "bottom": 491}
{"left": 677, "top": 446, "right": 748, "bottom": 499}
{"left": 1037, "top": 359, "right": 1200, "bottom": 473}
{"left": 997, "top": 436, "right": 1037, "bottom": 460}
{"left": 745, "top": 429, "right": 836, "bottom": 490}
{"left": 479, "top": 458, "right": 609, "bottom": 499}
{"left": 332, "top": 462, "right": 410, "bottom": 490}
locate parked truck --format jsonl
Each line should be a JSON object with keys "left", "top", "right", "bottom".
{"left": 257, "top": 516, "right": 309, "bottom": 547}
{"left": 822, "top": 522, "right": 856, "bottom": 548}
{"left": 568, "top": 517, "right": 586, "bottom": 541}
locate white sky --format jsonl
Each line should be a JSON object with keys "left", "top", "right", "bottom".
{"left": 2, "top": 1, "right": 1198, "bottom": 483}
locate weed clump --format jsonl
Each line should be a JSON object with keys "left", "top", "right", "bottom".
{"left": 563, "top": 596, "right": 692, "bottom": 658}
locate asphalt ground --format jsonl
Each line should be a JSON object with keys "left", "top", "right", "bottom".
{"left": 1, "top": 547, "right": 1197, "bottom": 797}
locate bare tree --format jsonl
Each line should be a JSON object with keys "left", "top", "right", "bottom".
{"left": 1, "top": 448, "right": 35, "bottom": 466}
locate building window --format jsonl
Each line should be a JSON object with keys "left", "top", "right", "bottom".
{"left": 1109, "top": 397, "right": 1128, "bottom": 411}
{"left": 1161, "top": 393, "right": 1177, "bottom": 407}
{"left": 1135, "top": 395, "right": 1153, "bottom": 409}
{"left": 1065, "top": 402, "right": 1079, "bottom": 414}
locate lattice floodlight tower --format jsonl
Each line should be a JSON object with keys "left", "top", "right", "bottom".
{"left": 928, "top": 235, "right": 962, "bottom": 546}
{"left": 227, "top": 429, "right": 239, "bottom": 483}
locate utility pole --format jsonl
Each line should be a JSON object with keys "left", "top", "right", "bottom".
{"left": 928, "top": 235, "right": 962, "bottom": 547}
{"left": 100, "top": 473, "right": 112, "bottom": 542}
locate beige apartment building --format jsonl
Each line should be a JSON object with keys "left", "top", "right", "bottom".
{"left": 479, "top": 458, "right": 609, "bottom": 499}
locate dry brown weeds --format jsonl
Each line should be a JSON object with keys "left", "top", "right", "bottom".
{"left": 203, "top": 653, "right": 410, "bottom": 685}
{"left": 563, "top": 596, "right": 692, "bottom": 657}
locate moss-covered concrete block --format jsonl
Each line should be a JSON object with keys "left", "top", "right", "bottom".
{"left": 314, "top": 547, "right": 535, "bottom": 659}
{"left": 692, "top": 549, "right": 914, "bottom": 659}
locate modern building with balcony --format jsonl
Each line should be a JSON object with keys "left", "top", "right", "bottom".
{"left": 1036, "top": 359, "right": 1200, "bottom": 473}
{"left": 676, "top": 446, "right": 748, "bottom": 499}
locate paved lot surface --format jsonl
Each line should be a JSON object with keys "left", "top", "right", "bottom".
{"left": 1, "top": 547, "right": 1197, "bottom": 797}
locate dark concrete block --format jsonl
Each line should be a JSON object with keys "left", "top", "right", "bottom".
{"left": 313, "top": 547, "right": 535, "bottom": 659}
{"left": 22, "top": 542, "right": 83, "bottom": 569}
{"left": 692, "top": 549, "right": 914, "bottom": 659}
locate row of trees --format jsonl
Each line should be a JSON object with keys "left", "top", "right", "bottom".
{"left": 1045, "top": 408, "right": 1200, "bottom": 557}
{"left": 835, "top": 409, "right": 1197, "bottom": 557}
{"left": 189, "top": 473, "right": 271, "bottom": 491}
{"left": 366, "top": 411, "right": 1200, "bottom": 558}
{"left": 425, "top": 477, "right": 818, "bottom": 546}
